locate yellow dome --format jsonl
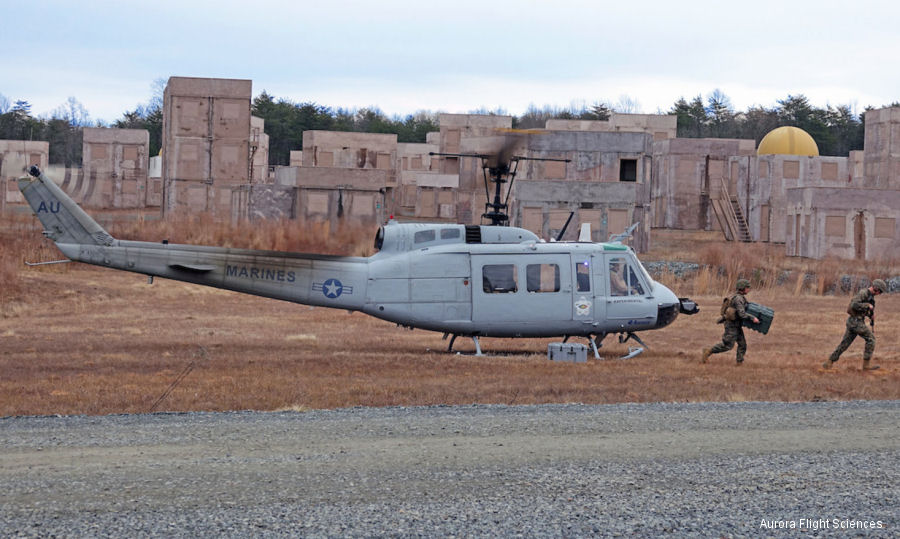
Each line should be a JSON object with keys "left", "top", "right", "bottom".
{"left": 757, "top": 126, "right": 819, "bottom": 156}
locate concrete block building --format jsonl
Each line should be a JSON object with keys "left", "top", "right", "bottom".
{"left": 1, "top": 140, "right": 48, "bottom": 211}
{"left": 514, "top": 128, "right": 656, "bottom": 250}
{"left": 261, "top": 130, "right": 398, "bottom": 226}
{"left": 78, "top": 127, "right": 150, "bottom": 208}
{"left": 161, "top": 76, "right": 254, "bottom": 216}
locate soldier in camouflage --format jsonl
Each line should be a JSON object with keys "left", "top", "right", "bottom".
{"left": 824, "top": 279, "right": 887, "bottom": 371}
{"left": 702, "top": 278, "right": 760, "bottom": 365}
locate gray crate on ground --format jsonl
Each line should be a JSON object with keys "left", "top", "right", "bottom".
{"left": 744, "top": 302, "right": 775, "bottom": 334}
{"left": 548, "top": 342, "right": 588, "bottom": 363}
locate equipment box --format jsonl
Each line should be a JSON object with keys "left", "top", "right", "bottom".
{"left": 744, "top": 302, "right": 775, "bottom": 334}
{"left": 548, "top": 342, "right": 588, "bottom": 363}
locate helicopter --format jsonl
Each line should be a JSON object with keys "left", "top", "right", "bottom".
{"left": 18, "top": 150, "right": 698, "bottom": 359}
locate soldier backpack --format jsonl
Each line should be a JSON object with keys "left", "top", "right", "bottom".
{"left": 721, "top": 295, "right": 737, "bottom": 321}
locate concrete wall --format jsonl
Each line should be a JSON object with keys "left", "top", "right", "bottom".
{"left": 396, "top": 140, "right": 441, "bottom": 219}
{"left": 1, "top": 140, "right": 49, "bottom": 210}
{"left": 162, "top": 76, "right": 252, "bottom": 216}
{"left": 271, "top": 165, "right": 391, "bottom": 226}
{"left": 80, "top": 127, "right": 150, "bottom": 208}
{"left": 302, "top": 131, "right": 397, "bottom": 169}
{"left": 250, "top": 116, "right": 270, "bottom": 184}
{"left": 863, "top": 106, "right": 900, "bottom": 190}
{"left": 546, "top": 112, "right": 677, "bottom": 140}
{"left": 231, "top": 184, "right": 296, "bottom": 222}
{"left": 515, "top": 130, "right": 654, "bottom": 250}
{"left": 433, "top": 114, "right": 513, "bottom": 224}
{"left": 785, "top": 187, "right": 900, "bottom": 259}
{"left": 650, "top": 138, "right": 756, "bottom": 231}
{"left": 752, "top": 153, "right": 853, "bottom": 243}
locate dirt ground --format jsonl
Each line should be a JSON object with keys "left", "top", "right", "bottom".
{"left": 2, "top": 264, "right": 898, "bottom": 417}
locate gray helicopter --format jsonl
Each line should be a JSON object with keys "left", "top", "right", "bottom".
{"left": 18, "top": 160, "right": 697, "bottom": 358}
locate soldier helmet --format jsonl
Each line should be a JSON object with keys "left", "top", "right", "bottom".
{"left": 735, "top": 278, "right": 751, "bottom": 290}
{"left": 872, "top": 279, "right": 887, "bottom": 293}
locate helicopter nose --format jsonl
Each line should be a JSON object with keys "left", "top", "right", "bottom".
{"left": 654, "top": 283, "right": 681, "bottom": 329}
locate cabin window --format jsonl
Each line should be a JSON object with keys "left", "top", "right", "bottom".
{"left": 608, "top": 258, "right": 645, "bottom": 296}
{"left": 575, "top": 260, "right": 590, "bottom": 292}
{"left": 440, "top": 228, "right": 461, "bottom": 240}
{"left": 483, "top": 264, "right": 518, "bottom": 293}
{"left": 526, "top": 264, "right": 560, "bottom": 293}
{"left": 414, "top": 229, "right": 436, "bottom": 244}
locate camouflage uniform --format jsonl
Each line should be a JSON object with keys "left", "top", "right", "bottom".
{"left": 705, "top": 290, "right": 755, "bottom": 363}
{"left": 827, "top": 288, "right": 876, "bottom": 364}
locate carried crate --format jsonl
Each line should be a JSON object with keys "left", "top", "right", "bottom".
{"left": 744, "top": 302, "right": 775, "bottom": 334}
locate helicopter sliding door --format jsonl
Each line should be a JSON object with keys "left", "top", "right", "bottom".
{"left": 572, "top": 254, "right": 602, "bottom": 325}
{"left": 471, "top": 254, "right": 572, "bottom": 328}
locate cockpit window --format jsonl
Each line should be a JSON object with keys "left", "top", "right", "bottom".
{"left": 374, "top": 227, "right": 385, "bottom": 250}
{"left": 440, "top": 228, "right": 461, "bottom": 240}
{"left": 414, "top": 229, "right": 436, "bottom": 244}
{"left": 609, "top": 257, "right": 645, "bottom": 296}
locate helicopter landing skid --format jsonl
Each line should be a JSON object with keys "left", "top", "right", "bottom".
{"left": 618, "top": 331, "right": 648, "bottom": 349}
{"left": 619, "top": 346, "right": 644, "bottom": 360}
{"left": 444, "top": 333, "right": 485, "bottom": 356}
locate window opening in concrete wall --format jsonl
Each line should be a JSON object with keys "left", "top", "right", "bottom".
{"left": 607, "top": 209, "right": 628, "bottom": 238}
{"left": 875, "top": 217, "right": 896, "bottom": 239}
{"left": 825, "top": 216, "right": 846, "bottom": 237}
{"left": 783, "top": 160, "right": 800, "bottom": 179}
{"left": 619, "top": 159, "right": 637, "bottom": 182}
{"left": 544, "top": 160, "right": 566, "bottom": 179}
{"left": 854, "top": 212, "right": 866, "bottom": 259}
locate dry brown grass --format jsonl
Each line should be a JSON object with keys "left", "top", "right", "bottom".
{"left": 3, "top": 218, "right": 900, "bottom": 416}
{"left": 646, "top": 229, "right": 900, "bottom": 297}
{"left": 108, "top": 213, "right": 375, "bottom": 257}
{"left": 1, "top": 266, "right": 899, "bottom": 416}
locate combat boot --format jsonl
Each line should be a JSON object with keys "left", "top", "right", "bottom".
{"left": 862, "top": 360, "right": 880, "bottom": 371}
{"left": 822, "top": 359, "right": 833, "bottom": 369}
{"left": 701, "top": 348, "right": 711, "bottom": 364}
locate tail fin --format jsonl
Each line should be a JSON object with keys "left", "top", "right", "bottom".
{"left": 18, "top": 166, "right": 114, "bottom": 246}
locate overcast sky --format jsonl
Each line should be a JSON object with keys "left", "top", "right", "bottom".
{"left": 2, "top": 0, "right": 898, "bottom": 124}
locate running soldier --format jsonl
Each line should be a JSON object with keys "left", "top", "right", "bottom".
{"left": 823, "top": 279, "right": 887, "bottom": 371}
{"left": 702, "top": 279, "right": 760, "bottom": 365}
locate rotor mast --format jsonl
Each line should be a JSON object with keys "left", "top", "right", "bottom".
{"left": 430, "top": 152, "right": 570, "bottom": 226}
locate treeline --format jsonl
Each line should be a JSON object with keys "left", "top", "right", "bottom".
{"left": 2, "top": 88, "right": 897, "bottom": 166}
{"left": 0, "top": 98, "right": 88, "bottom": 166}
{"left": 251, "top": 92, "right": 441, "bottom": 165}
{"left": 669, "top": 91, "right": 880, "bottom": 157}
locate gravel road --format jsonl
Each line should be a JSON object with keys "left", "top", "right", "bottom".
{"left": 1, "top": 401, "right": 898, "bottom": 537}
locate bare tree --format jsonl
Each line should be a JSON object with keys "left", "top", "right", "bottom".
{"left": 613, "top": 95, "right": 642, "bottom": 114}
